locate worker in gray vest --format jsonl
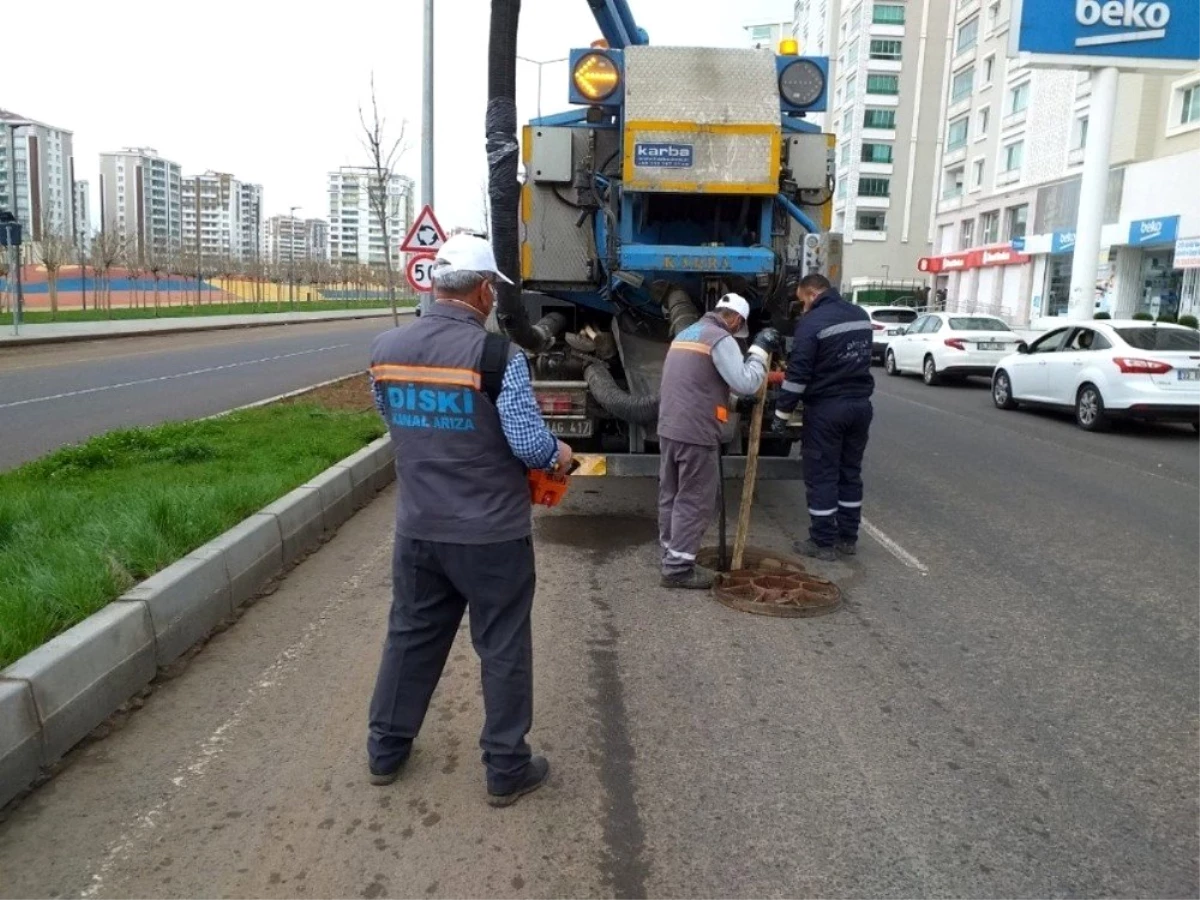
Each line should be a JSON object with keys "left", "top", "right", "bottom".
{"left": 657, "top": 293, "right": 781, "bottom": 589}
{"left": 365, "top": 234, "right": 572, "bottom": 807}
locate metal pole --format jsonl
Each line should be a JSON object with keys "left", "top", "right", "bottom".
{"left": 8, "top": 242, "right": 18, "bottom": 336}
{"left": 1067, "top": 65, "right": 1118, "bottom": 322}
{"left": 289, "top": 205, "right": 300, "bottom": 309}
{"left": 13, "top": 240, "right": 22, "bottom": 334}
{"left": 419, "top": 0, "right": 434, "bottom": 316}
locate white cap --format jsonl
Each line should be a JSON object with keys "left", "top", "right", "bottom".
{"left": 714, "top": 293, "right": 751, "bottom": 338}
{"left": 433, "top": 233, "right": 514, "bottom": 285}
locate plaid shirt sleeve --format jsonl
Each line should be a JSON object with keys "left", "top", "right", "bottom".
{"left": 496, "top": 353, "right": 559, "bottom": 470}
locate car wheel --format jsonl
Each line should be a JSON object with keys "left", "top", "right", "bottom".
{"left": 1075, "top": 383, "right": 1111, "bottom": 432}
{"left": 992, "top": 370, "right": 1018, "bottom": 409}
{"left": 922, "top": 355, "right": 941, "bottom": 386}
{"left": 885, "top": 349, "right": 901, "bottom": 376}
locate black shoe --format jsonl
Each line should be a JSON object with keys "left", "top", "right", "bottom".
{"left": 368, "top": 758, "right": 407, "bottom": 786}
{"left": 836, "top": 541, "right": 858, "bottom": 556}
{"left": 795, "top": 539, "right": 837, "bottom": 562}
{"left": 488, "top": 756, "right": 550, "bottom": 808}
{"left": 660, "top": 566, "right": 716, "bottom": 590}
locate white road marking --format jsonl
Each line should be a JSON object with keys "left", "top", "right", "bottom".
{"left": 0, "top": 344, "right": 351, "bottom": 410}
{"left": 861, "top": 517, "right": 929, "bottom": 575}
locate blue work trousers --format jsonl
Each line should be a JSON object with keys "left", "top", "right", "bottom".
{"left": 800, "top": 397, "right": 874, "bottom": 547}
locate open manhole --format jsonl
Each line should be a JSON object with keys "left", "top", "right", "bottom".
{"left": 696, "top": 546, "right": 842, "bottom": 618}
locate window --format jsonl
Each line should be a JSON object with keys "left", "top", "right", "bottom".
{"left": 981, "top": 210, "right": 1000, "bottom": 243}
{"left": 1073, "top": 115, "right": 1089, "bottom": 149}
{"left": 951, "top": 67, "right": 975, "bottom": 103}
{"left": 871, "top": 308, "right": 917, "bottom": 324}
{"left": 859, "top": 176, "right": 891, "bottom": 197}
{"left": 1005, "top": 204, "right": 1028, "bottom": 240}
{"left": 841, "top": 142, "right": 851, "bottom": 165}
{"left": 864, "top": 108, "right": 897, "bottom": 129}
{"left": 861, "top": 142, "right": 894, "bottom": 163}
{"left": 943, "top": 166, "right": 965, "bottom": 199}
{"left": 843, "top": 109, "right": 854, "bottom": 132}
{"left": 947, "top": 116, "right": 969, "bottom": 151}
{"left": 1116, "top": 327, "right": 1200, "bottom": 351}
{"left": 1029, "top": 328, "right": 1069, "bottom": 354}
{"left": 1182, "top": 86, "right": 1200, "bottom": 125}
{"left": 870, "top": 38, "right": 902, "bottom": 59}
{"left": 867, "top": 74, "right": 900, "bottom": 95}
{"left": 1065, "top": 328, "right": 1111, "bottom": 351}
{"left": 956, "top": 17, "right": 979, "bottom": 53}
{"left": 1008, "top": 82, "right": 1030, "bottom": 114}
{"left": 960, "top": 219, "right": 974, "bottom": 248}
{"left": 982, "top": 54, "right": 995, "bottom": 85}
{"left": 837, "top": 179, "right": 847, "bottom": 199}
{"left": 845, "top": 74, "right": 857, "bottom": 100}
{"left": 976, "top": 106, "right": 990, "bottom": 137}
{"left": 987, "top": 1, "right": 1001, "bottom": 31}
{"left": 873, "top": 3, "right": 905, "bottom": 24}
{"left": 1002, "top": 140, "right": 1024, "bottom": 171}
{"left": 847, "top": 39, "right": 859, "bottom": 65}
{"left": 856, "top": 211, "right": 887, "bottom": 231}
{"left": 949, "top": 317, "right": 1013, "bottom": 331}
{"left": 972, "top": 158, "right": 985, "bottom": 187}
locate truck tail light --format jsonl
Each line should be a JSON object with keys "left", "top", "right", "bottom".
{"left": 1113, "top": 357, "right": 1172, "bottom": 375}
{"left": 535, "top": 391, "right": 587, "bottom": 414}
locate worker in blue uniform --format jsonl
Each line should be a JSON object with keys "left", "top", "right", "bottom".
{"left": 773, "top": 273, "right": 875, "bottom": 562}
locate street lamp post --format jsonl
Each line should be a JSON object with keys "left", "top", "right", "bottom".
{"left": 288, "top": 205, "right": 301, "bottom": 309}
{"left": 517, "top": 55, "right": 569, "bottom": 122}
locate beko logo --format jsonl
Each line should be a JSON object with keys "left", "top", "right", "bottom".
{"left": 1139, "top": 219, "right": 1164, "bottom": 238}
{"left": 1075, "top": 0, "right": 1171, "bottom": 47}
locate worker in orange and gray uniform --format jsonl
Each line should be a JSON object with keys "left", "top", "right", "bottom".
{"left": 657, "top": 293, "right": 782, "bottom": 589}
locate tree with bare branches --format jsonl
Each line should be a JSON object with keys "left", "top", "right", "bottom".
{"left": 144, "top": 241, "right": 167, "bottom": 313}
{"left": 359, "top": 71, "right": 409, "bottom": 326}
{"left": 35, "top": 216, "right": 73, "bottom": 319}
{"left": 91, "top": 230, "right": 126, "bottom": 313}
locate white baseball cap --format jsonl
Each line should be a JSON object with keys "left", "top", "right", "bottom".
{"left": 433, "top": 233, "right": 514, "bottom": 285}
{"left": 714, "top": 293, "right": 751, "bottom": 338}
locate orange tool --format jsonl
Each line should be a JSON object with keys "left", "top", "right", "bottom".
{"left": 528, "top": 459, "right": 581, "bottom": 507}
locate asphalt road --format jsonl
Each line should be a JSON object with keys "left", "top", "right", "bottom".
{"left": 0, "top": 319, "right": 398, "bottom": 470}
{"left": 1, "top": 371, "right": 1196, "bottom": 899}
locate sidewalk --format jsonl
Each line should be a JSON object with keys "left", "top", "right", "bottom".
{"left": 0, "top": 308, "right": 408, "bottom": 347}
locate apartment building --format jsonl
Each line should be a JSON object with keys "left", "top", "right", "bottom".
{"left": 327, "top": 167, "right": 413, "bottom": 268}
{"left": 793, "top": 0, "right": 952, "bottom": 297}
{"left": 743, "top": 19, "right": 794, "bottom": 50}
{"left": 0, "top": 108, "right": 76, "bottom": 243}
{"left": 924, "top": 0, "right": 1200, "bottom": 322}
{"left": 264, "top": 215, "right": 328, "bottom": 264}
{"left": 181, "top": 171, "right": 263, "bottom": 263}
{"left": 99, "top": 148, "right": 183, "bottom": 259}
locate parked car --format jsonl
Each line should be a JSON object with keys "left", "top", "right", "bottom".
{"left": 991, "top": 320, "right": 1200, "bottom": 432}
{"left": 884, "top": 313, "right": 1022, "bottom": 384}
{"left": 866, "top": 306, "right": 920, "bottom": 364}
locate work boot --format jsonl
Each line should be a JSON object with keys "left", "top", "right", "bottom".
{"left": 795, "top": 539, "right": 837, "bottom": 562}
{"left": 367, "top": 757, "right": 407, "bottom": 786}
{"left": 660, "top": 566, "right": 716, "bottom": 590}
{"left": 488, "top": 756, "right": 550, "bottom": 808}
{"left": 836, "top": 540, "right": 858, "bottom": 556}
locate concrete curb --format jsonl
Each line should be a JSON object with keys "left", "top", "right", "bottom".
{"left": 0, "top": 434, "right": 396, "bottom": 807}
{"left": 1, "top": 308, "right": 412, "bottom": 348}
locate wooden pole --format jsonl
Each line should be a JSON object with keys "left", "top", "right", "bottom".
{"left": 731, "top": 374, "right": 769, "bottom": 572}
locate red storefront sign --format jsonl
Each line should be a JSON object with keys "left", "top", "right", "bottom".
{"left": 918, "top": 245, "right": 1030, "bottom": 273}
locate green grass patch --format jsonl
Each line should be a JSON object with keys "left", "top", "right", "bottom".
{"left": 0, "top": 404, "right": 386, "bottom": 667}
{"left": 0, "top": 297, "right": 415, "bottom": 326}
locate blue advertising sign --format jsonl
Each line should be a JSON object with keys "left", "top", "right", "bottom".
{"left": 1010, "top": 235, "right": 1026, "bottom": 252}
{"left": 1010, "top": 0, "right": 1200, "bottom": 70}
{"left": 1128, "top": 215, "right": 1179, "bottom": 246}
{"left": 1051, "top": 230, "right": 1077, "bottom": 254}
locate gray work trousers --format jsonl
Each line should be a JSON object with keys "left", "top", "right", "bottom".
{"left": 658, "top": 436, "right": 719, "bottom": 576}
{"left": 368, "top": 535, "right": 536, "bottom": 793}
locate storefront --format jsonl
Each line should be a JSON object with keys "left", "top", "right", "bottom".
{"left": 917, "top": 246, "right": 1032, "bottom": 321}
{"left": 1174, "top": 235, "right": 1200, "bottom": 318}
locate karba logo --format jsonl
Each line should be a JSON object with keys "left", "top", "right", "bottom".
{"left": 634, "top": 143, "right": 695, "bottom": 168}
{"left": 1074, "top": 0, "right": 1170, "bottom": 46}
{"left": 1139, "top": 219, "right": 1164, "bottom": 238}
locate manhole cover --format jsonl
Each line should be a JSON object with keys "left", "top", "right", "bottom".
{"left": 696, "top": 546, "right": 842, "bottom": 618}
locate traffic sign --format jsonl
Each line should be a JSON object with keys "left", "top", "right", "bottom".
{"left": 400, "top": 204, "right": 447, "bottom": 254}
{"left": 406, "top": 253, "right": 437, "bottom": 294}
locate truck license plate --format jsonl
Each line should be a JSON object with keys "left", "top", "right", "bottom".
{"left": 1177, "top": 369, "right": 1199, "bottom": 382}
{"left": 547, "top": 418, "right": 594, "bottom": 438}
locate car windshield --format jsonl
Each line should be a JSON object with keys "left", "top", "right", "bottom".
{"left": 1115, "top": 327, "right": 1200, "bottom": 352}
{"left": 948, "top": 317, "right": 1012, "bottom": 332}
{"left": 873, "top": 309, "right": 918, "bottom": 324}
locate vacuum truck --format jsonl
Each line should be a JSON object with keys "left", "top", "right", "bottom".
{"left": 485, "top": 0, "right": 842, "bottom": 477}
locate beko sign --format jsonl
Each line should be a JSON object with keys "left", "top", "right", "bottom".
{"left": 1011, "top": 0, "right": 1200, "bottom": 69}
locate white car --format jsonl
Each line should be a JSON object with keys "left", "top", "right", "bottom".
{"left": 990, "top": 320, "right": 1200, "bottom": 432}
{"left": 866, "top": 306, "right": 920, "bottom": 364}
{"left": 884, "top": 313, "right": 1023, "bottom": 384}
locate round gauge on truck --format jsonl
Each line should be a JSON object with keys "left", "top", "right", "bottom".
{"left": 779, "top": 59, "right": 825, "bottom": 108}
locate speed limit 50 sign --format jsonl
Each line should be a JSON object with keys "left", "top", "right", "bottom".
{"left": 405, "top": 253, "right": 437, "bottom": 294}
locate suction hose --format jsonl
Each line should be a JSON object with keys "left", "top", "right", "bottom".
{"left": 664, "top": 286, "right": 700, "bottom": 337}
{"left": 585, "top": 362, "right": 659, "bottom": 426}
{"left": 487, "top": 0, "right": 548, "bottom": 352}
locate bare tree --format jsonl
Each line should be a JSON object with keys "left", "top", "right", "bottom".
{"left": 122, "top": 241, "right": 143, "bottom": 310}
{"left": 91, "top": 230, "right": 126, "bottom": 313}
{"left": 359, "top": 71, "right": 409, "bottom": 327}
{"left": 35, "top": 216, "right": 73, "bottom": 319}
{"left": 144, "top": 241, "right": 167, "bottom": 313}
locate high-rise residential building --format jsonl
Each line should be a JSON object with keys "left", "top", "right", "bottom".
{"left": 744, "top": 18, "right": 794, "bottom": 50}
{"left": 265, "top": 215, "right": 328, "bottom": 264}
{"left": 181, "top": 171, "right": 263, "bottom": 264}
{"left": 922, "top": 0, "right": 1200, "bottom": 323}
{"left": 0, "top": 108, "right": 76, "bottom": 243}
{"left": 74, "top": 179, "right": 92, "bottom": 254}
{"left": 99, "top": 148, "right": 183, "bottom": 259}
{"left": 327, "top": 166, "right": 414, "bottom": 267}
{"left": 792, "top": 0, "right": 953, "bottom": 298}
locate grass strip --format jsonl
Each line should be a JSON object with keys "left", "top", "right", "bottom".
{"left": 0, "top": 403, "right": 386, "bottom": 667}
{"left": 0, "top": 298, "right": 413, "bottom": 326}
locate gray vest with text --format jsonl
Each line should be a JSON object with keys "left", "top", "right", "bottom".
{"left": 657, "top": 312, "right": 734, "bottom": 447}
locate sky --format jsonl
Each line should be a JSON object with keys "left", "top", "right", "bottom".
{"left": 5, "top": 0, "right": 793, "bottom": 235}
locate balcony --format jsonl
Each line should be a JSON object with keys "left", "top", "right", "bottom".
{"left": 939, "top": 194, "right": 964, "bottom": 213}
{"left": 856, "top": 195, "right": 891, "bottom": 210}
{"left": 995, "top": 167, "right": 1020, "bottom": 186}
{"left": 1001, "top": 109, "right": 1028, "bottom": 131}
{"left": 951, "top": 46, "right": 977, "bottom": 72}
{"left": 853, "top": 229, "right": 889, "bottom": 242}
{"left": 859, "top": 161, "right": 895, "bottom": 176}
{"left": 943, "top": 144, "right": 968, "bottom": 166}
{"left": 870, "top": 22, "right": 905, "bottom": 38}
{"left": 862, "top": 127, "right": 898, "bottom": 142}
{"left": 866, "top": 58, "right": 903, "bottom": 74}
{"left": 1068, "top": 146, "right": 1086, "bottom": 166}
